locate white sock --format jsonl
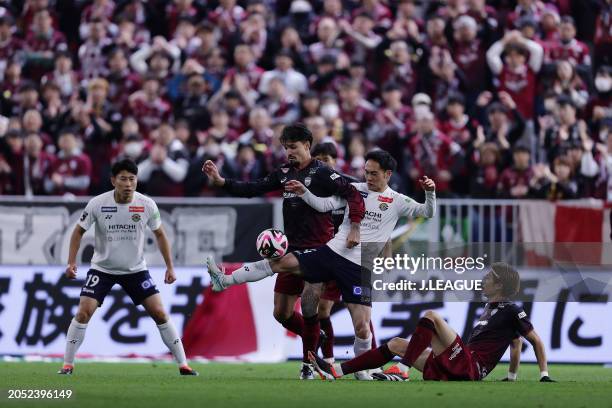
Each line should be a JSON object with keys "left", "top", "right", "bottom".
{"left": 64, "top": 318, "right": 88, "bottom": 366}
{"left": 353, "top": 334, "right": 372, "bottom": 357}
{"left": 223, "top": 260, "right": 274, "bottom": 286}
{"left": 157, "top": 320, "right": 188, "bottom": 367}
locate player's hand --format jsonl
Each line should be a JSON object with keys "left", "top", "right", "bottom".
{"left": 346, "top": 222, "right": 360, "bottom": 248}
{"left": 540, "top": 376, "right": 556, "bottom": 382}
{"left": 164, "top": 268, "right": 177, "bottom": 284}
{"left": 419, "top": 176, "right": 436, "bottom": 191}
{"left": 65, "top": 264, "right": 77, "bottom": 279}
{"left": 202, "top": 160, "right": 225, "bottom": 187}
{"left": 284, "top": 180, "right": 306, "bottom": 195}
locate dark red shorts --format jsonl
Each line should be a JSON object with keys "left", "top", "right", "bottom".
{"left": 320, "top": 280, "right": 342, "bottom": 302}
{"left": 274, "top": 272, "right": 305, "bottom": 296}
{"left": 422, "top": 335, "right": 480, "bottom": 381}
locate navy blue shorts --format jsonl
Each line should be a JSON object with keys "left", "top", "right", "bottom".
{"left": 293, "top": 245, "right": 371, "bottom": 306}
{"left": 80, "top": 269, "right": 159, "bottom": 306}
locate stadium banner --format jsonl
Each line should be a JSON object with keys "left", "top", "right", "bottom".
{"left": 0, "top": 265, "right": 286, "bottom": 362}
{"left": 0, "top": 197, "right": 278, "bottom": 265}
{"left": 1, "top": 266, "right": 610, "bottom": 364}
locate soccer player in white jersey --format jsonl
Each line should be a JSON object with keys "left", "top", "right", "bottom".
{"left": 57, "top": 159, "right": 198, "bottom": 376}
{"left": 206, "top": 149, "right": 436, "bottom": 377}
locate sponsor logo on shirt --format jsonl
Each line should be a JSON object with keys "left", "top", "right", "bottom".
{"left": 378, "top": 196, "right": 393, "bottom": 203}
{"left": 359, "top": 191, "right": 369, "bottom": 198}
{"left": 80, "top": 211, "right": 88, "bottom": 222}
{"left": 132, "top": 214, "right": 141, "bottom": 222}
{"left": 105, "top": 214, "right": 112, "bottom": 220}
{"left": 108, "top": 224, "right": 137, "bottom": 230}
{"left": 448, "top": 343, "right": 463, "bottom": 361}
{"left": 129, "top": 206, "right": 145, "bottom": 212}
{"left": 330, "top": 173, "right": 340, "bottom": 180}
{"left": 101, "top": 206, "right": 117, "bottom": 212}
{"left": 379, "top": 203, "right": 389, "bottom": 211}
{"left": 518, "top": 311, "right": 527, "bottom": 319}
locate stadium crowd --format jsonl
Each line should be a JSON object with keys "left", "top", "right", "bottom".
{"left": 0, "top": 0, "right": 610, "bottom": 200}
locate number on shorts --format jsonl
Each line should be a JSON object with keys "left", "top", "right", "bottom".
{"left": 84, "top": 274, "right": 100, "bottom": 287}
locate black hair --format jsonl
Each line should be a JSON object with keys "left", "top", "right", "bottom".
{"left": 112, "top": 158, "right": 138, "bottom": 176}
{"left": 279, "top": 123, "right": 313, "bottom": 145}
{"left": 365, "top": 149, "right": 397, "bottom": 172}
{"left": 312, "top": 142, "right": 338, "bottom": 159}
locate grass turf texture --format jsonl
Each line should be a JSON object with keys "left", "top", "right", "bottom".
{"left": 1, "top": 362, "right": 611, "bottom": 408}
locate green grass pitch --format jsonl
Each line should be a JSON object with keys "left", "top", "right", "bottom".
{"left": 1, "top": 362, "right": 611, "bottom": 408}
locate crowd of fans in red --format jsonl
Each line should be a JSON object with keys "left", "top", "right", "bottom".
{"left": 0, "top": 0, "right": 610, "bottom": 200}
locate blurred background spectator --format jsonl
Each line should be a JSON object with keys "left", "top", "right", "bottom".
{"left": 0, "top": 0, "right": 609, "bottom": 201}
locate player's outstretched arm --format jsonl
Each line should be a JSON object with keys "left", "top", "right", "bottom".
{"left": 285, "top": 180, "right": 347, "bottom": 212}
{"left": 66, "top": 225, "right": 86, "bottom": 279}
{"left": 400, "top": 176, "right": 437, "bottom": 218}
{"left": 203, "top": 159, "right": 282, "bottom": 197}
{"left": 153, "top": 226, "right": 176, "bottom": 284}
{"left": 524, "top": 330, "right": 555, "bottom": 382}
{"left": 501, "top": 337, "right": 522, "bottom": 381}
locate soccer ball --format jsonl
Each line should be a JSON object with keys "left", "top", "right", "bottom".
{"left": 256, "top": 229, "right": 289, "bottom": 259}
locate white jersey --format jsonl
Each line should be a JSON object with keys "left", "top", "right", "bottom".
{"left": 300, "top": 183, "right": 436, "bottom": 265}
{"left": 78, "top": 191, "right": 162, "bottom": 274}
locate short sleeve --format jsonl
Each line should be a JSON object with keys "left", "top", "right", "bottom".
{"left": 147, "top": 200, "right": 162, "bottom": 231}
{"left": 78, "top": 199, "right": 96, "bottom": 231}
{"left": 510, "top": 305, "right": 534, "bottom": 337}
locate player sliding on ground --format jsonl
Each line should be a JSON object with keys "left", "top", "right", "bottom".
{"left": 207, "top": 149, "right": 436, "bottom": 379}
{"left": 308, "top": 262, "right": 555, "bottom": 383}
{"left": 58, "top": 159, "right": 198, "bottom": 376}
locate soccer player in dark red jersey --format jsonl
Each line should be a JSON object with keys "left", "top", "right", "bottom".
{"left": 202, "top": 124, "right": 365, "bottom": 379}
{"left": 309, "top": 262, "right": 554, "bottom": 382}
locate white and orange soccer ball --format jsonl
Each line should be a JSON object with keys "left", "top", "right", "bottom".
{"left": 256, "top": 228, "right": 289, "bottom": 259}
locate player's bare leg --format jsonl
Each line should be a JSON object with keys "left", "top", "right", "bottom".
{"left": 142, "top": 294, "right": 198, "bottom": 376}
{"left": 346, "top": 303, "right": 374, "bottom": 380}
{"left": 206, "top": 253, "right": 301, "bottom": 291}
{"left": 58, "top": 296, "right": 97, "bottom": 374}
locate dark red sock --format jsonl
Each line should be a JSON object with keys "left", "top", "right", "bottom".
{"left": 370, "top": 321, "right": 377, "bottom": 349}
{"left": 340, "top": 344, "right": 394, "bottom": 375}
{"left": 302, "top": 315, "right": 320, "bottom": 363}
{"left": 319, "top": 317, "right": 334, "bottom": 359}
{"left": 400, "top": 317, "right": 435, "bottom": 367}
{"left": 281, "top": 311, "right": 304, "bottom": 337}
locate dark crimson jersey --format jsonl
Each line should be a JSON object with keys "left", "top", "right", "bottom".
{"left": 222, "top": 160, "right": 365, "bottom": 249}
{"left": 546, "top": 39, "right": 591, "bottom": 66}
{"left": 467, "top": 302, "right": 533, "bottom": 377}
{"left": 497, "top": 65, "right": 537, "bottom": 119}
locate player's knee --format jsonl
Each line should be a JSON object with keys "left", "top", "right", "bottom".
{"left": 149, "top": 309, "right": 168, "bottom": 325}
{"left": 75, "top": 308, "right": 94, "bottom": 323}
{"left": 354, "top": 320, "right": 371, "bottom": 339}
{"left": 388, "top": 337, "right": 405, "bottom": 355}
{"left": 423, "top": 310, "right": 440, "bottom": 324}
{"left": 273, "top": 308, "right": 292, "bottom": 323}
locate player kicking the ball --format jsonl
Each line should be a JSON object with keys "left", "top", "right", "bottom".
{"left": 207, "top": 149, "right": 436, "bottom": 379}
{"left": 57, "top": 159, "right": 197, "bottom": 376}
{"left": 309, "top": 262, "right": 554, "bottom": 383}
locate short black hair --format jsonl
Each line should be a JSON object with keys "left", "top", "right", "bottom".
{"left": 112, "top": 158, "right": 138, "bottom": 176}
{"left": 280, "top": 123, "right": 313, "bottom": 145}
{"left": 365, "top": 149, "right": 397, "bottom": 172}
{"left": 312, "top": 142, "right": 338, "bottom": 159}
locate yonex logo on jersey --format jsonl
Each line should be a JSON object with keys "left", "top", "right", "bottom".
{"left": 101, "top": 206, "right": 117, "bottom": 212}
{"left": 129, "top": 206, "right": 145, "bottom": 212}
{"left": 378, "top": 196, "right": 394, "bottom": 203}
{"left": 105, "top": 214, "right": 112, "bottom": 220}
